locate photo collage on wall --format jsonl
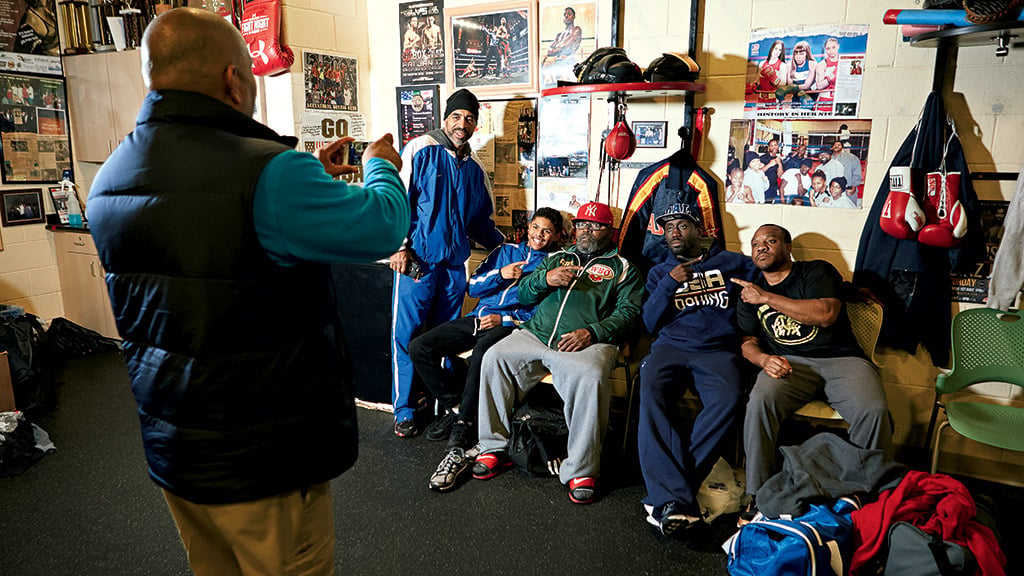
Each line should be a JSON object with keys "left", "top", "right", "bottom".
{"left": 303, "top": 51, "right": 359, "bottom": 112}
{"left": 0, "top": 72, "right": 70, "bottom": 184}
{"left": 729, "top": 23, "right": 871, "bottom": 210}
{"left": 470, "top": 97, "right": 536, "bottom": 240}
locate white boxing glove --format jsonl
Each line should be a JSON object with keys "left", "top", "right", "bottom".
{"left": 880, "top": 167, "right": 926, "bottom": 240}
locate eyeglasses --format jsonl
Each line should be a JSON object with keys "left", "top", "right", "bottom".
{"left": 574, "top": 221, "right": 610, "bottom": 231}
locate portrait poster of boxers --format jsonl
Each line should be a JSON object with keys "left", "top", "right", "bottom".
{"left": 396, "top": 85, "right": 440, "bottom": 147}
{"left": 303, "top": 51, "right": 359, "bottom": 112}
{"left": 538, "top": 1, "right": 597, "bottom": 90}
{"left": 399, "top": 0, "right": 445, "bottom": 85}
{"left": 447, "top": 1, "right": 537, "bottom": 96}
{"left": 0, "top": 0, "right": 63, "bottom": 75}
{"left": 727, "top": 118, "right": 871, "bottom": 208}
{"left": 744, "top": 24, "right": 869, "bottom": 120}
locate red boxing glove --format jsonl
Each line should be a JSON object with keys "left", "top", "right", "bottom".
{"left": 880, "top": 166, "right": 926, "bottom": 240}
{"left": 241, "top": 0, "right": 294, "bottom": 77}
{"left": 918, "top": 171, "right": 967, "bottom": 248}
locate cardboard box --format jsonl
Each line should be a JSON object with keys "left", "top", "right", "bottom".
{"left": 0, "top": 351, "right": 15, "bottom": 412}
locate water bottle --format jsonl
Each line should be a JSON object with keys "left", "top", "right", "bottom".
{"left": 62, "top": 170, "right": 84, "bottom": 228}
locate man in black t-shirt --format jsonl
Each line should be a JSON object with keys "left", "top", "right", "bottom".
{"left": 731, "top": 224, "right": 892, "bottom": 523}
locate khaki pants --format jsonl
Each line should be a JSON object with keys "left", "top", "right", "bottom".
{"left": 162, "top": 483, "right": 335, "bottom": 576}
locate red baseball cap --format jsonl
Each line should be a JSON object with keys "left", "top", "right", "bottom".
{"left": 573, "top": 202, "right": 615, "bottom": 227}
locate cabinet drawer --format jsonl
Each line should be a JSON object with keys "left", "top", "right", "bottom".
{"left": 54, "top": 232, "right": 98, "bottom": 256}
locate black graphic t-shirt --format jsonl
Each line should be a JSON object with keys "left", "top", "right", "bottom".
{"left": 736, "top": 260, "right": 863, "bottom": 358}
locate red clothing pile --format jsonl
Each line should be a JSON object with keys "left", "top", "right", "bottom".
{"left": 850, "top": 470, "right": 1005, "bottom": 576}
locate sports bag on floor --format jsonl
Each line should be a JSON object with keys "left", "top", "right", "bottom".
{"left": 724, "top": 497, "right": 860, "bottom": 576}
{"left": 508, "top": 386, "right": 568, "bottom": 477}
{"left": 883, "top": 521, "right": 977, "bottom": 576}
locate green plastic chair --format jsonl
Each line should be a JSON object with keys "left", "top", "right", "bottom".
{"left": 926, "top": 308, "right": 1024, "bottom": 475}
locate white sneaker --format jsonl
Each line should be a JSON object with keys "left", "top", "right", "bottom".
{"left": 428, "top": 447, "right": 469, "bottom": 492}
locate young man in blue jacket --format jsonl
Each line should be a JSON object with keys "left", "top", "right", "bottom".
{"left": 390, "top": 88, "right": 505, "bottom": 438}
{"left": 637, "top": 204, "right": 756, "bottom": 538}
{"left": 411, "top": 208, "right": 563, "bottom": 450}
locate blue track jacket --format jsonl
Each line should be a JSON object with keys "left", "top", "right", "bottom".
{"left": 467, "top": 241, "right": 551, "bottom": 326}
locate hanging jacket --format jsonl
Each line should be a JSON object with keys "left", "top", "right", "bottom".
{"left": 853, "top": 92, "right": 984, "bottom": 366}
{"left": 618, "top": 149, "right": 723, "bottom": 275}
{"left": 987, "top": 163, "right": 1024, "bottom": 310}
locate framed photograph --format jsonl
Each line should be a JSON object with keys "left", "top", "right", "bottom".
{"left": 446, "top": 0, "right": 538, "bottom": 97}
{"left": 0, "top": 72, "right": 71, "bottom": 183}
{"left": 633, "top": 121, "right": 667, "bottom": 148}
{"left": 396, "top": 85, "right": 441, "bottom": 147}
{"left": 302, "top": 51, "right": 359, "bottom": 112}
{"left": 1, "top": 188, "right": 45, "bottom": 226}
{"left": 539, "top": 1, "right": 597, "bottom": 89}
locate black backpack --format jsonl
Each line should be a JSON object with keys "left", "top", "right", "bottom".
{"left": 508, "top": 385, "right": 568, "bottom": 477}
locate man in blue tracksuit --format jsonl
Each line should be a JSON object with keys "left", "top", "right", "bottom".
{"left": 411, "top": 208, "right": 563, "bottom": 459}
{"left": 390, "top": 88, "right": 505, "bottom": 438}
{"left": 638, "top": 204, "right": 757, "bottom": 538}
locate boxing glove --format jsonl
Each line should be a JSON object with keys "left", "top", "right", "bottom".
{"left": 879, "top": 166, "right": 926, "bottom": 240}
{"left": 760, "top": 64, "right": 779, "bottom": 87}
{"left": 918, "top": 171, "right": 968, "bottom": 248}
{"left": 241, "top": 0, "right": 294, "bottom": 77}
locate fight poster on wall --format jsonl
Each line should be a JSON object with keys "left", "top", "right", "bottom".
{"left": 536, "top": 94, "right": 590, "bottom": 214}
{"left": 396, "top": 85, "right": 440, "bottom": 148}
{"left": 399, "top": 0, "right": 445, "bottom": 84}
{"left": 303, "top": 51, "right": 359, "bottom": 112}
{"left": 744, "top": 24, "right": 869, "bottom": 120}
{"left": 951, "top": 200, "right": 1010, "bottom": 304}
{"left": 0, "top": 0, "right": 62, "bottom": 75}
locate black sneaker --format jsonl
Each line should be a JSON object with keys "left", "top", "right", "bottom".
{"left": 425, "top": 409, "right": 458, "bottom": 442}
{"left": 428, "top": 447, "right": 469, "bottom": 492}
{"left": 394, "top": 419, "right": 417, "bottom": 439}
{"left": 447, "top": 419, "right": 474, "bottom": 449}
{"left": 644, "top": 502, "right": 700, "bottom": 539}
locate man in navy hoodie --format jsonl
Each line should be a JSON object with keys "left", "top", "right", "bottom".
{"left": 638, "top": 204, "right": 756, "bottom": 538}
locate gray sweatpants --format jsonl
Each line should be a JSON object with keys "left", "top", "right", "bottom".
{"left": 477, "top": 329, "right": 618, "bottom": 484}
{"left": 743, "top": 355, "right": 893, "bottom": 494}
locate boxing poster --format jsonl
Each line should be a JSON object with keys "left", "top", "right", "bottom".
{"left": 399, "top": 0, "right": 445, "bottom": 85}
{"left": 447, "top": 1, "right": 537, "bottom": 96}
{"left": 727, "top": 118, "right": 871, "bottom": 208}
{"left": 0, "top": 0, "right": 61, "bottom": 75}
{"left": 744, "top": 24, "right": 869, "bottom": 120}
{"left": 303, "top": 51, "right": 359, "bottom": 112}
{"left": 536, "top": 94, "right": 590, "bottom": 214}
{"left": 396, "top": 85, "right": 439, "bottom": 148}
{"left": 538, "top": 1, "right": 597, "bottom": 90}
{"left": 951, "top": 200, "right": 1010, "bottom": 304}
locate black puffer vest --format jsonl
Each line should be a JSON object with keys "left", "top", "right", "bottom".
{"left": 88, "top": 90, "right": 357, "bottom": 504}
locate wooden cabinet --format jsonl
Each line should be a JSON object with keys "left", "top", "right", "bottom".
{"left": 53, "top": 232, "right": 119, "bottom": 339}
{"left": 63, "top": 51, "right": 147, "bottom": 162}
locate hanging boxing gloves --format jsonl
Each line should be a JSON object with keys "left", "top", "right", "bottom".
{"left": 918, "top": 170, "right": 968, "bottom": 247}
{"left": 879, "top": 166, "right": 926, "bottom": 240}
{"left": 241, "top": 0, "right": 294, "bottom": 77}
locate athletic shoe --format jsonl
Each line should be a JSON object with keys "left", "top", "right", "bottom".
{"left": 447, "top": 419, "right": 473, "bottom": 449}
{"left": 428, "top": 447, "right": 469, "bottom": 492}
{"left": 644, "top": 502, "right": 700, "bottom": 538}
{"left": 567, "top": 477, "right": 597, "bottom": 504}
{"left": 394, "top": 419, "right": 417, "bottom": 439}
{"left": 472, "top": 451, "right": 513, "bottom": 480}
{"left": 425, "top": 409, "right": 458, "bottom": 442}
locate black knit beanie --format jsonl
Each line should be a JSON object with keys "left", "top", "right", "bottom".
{"left": 444, "top": 89, "right": 479, "bottom": 120}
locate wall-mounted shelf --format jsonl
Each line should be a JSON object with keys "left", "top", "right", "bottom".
{"left": 540, "top": 81, "right": 705, "bottom": 99}
{"left": 910, "top": 22, "right": 1024, "bottom": 56}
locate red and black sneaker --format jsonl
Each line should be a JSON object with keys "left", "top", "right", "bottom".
{"left": 472, "top": 451, "right": 513, "bottom": 480}
{"left": 567, "top": 477, "right": 597, "bottom": 504}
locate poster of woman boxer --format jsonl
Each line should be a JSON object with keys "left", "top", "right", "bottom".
{"left": 303, "top": 51, "right": 359, "bottom": 112}
{"left": 744, "top": 23, "right": 869, "bottom": 120}
{"left": 446, "top": 1, "right": 537, "bottom": 96}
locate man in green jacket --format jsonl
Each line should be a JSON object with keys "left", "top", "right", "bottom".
{"left": 472, "top": 202, "right": 643, "bottom": 504}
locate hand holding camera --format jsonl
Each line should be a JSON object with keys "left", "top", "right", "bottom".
{"left": 316, "top": 133, "right": 403, "bottom": 177}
